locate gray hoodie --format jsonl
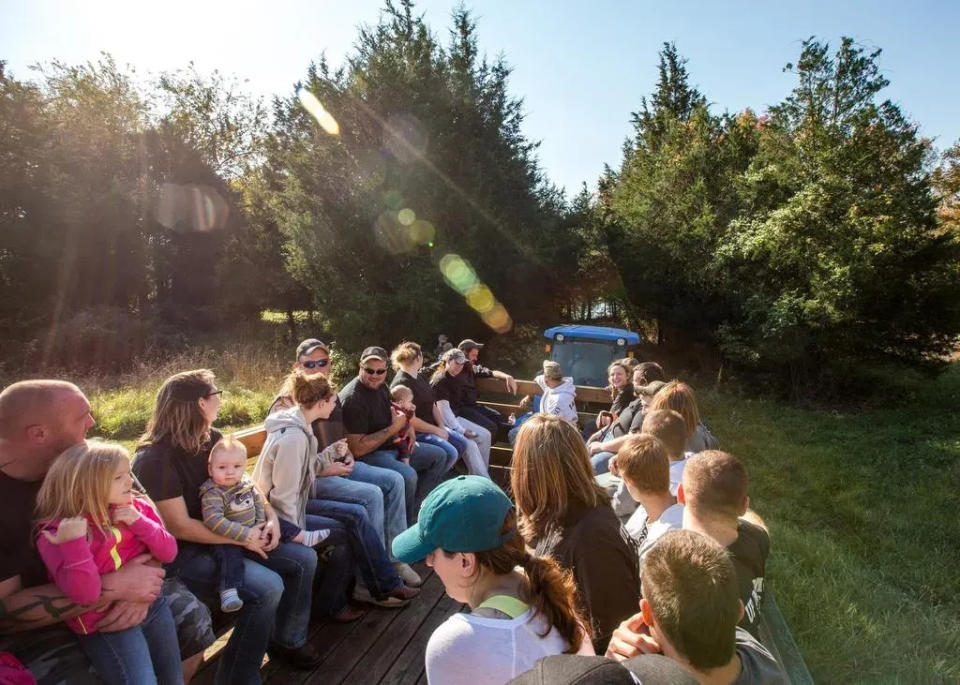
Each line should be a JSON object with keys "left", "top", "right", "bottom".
{"left": 252, "top": 406, "right": 336, "bottom": 528}
{"left": 534, "top": 374, "right": 579, "bottom": 424}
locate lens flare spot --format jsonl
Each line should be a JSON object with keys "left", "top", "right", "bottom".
{"left": 409, "top": 219, "right": 435, "bottom": 244}
{"left": 439, "top": 254, "right": 479, "bottom": 294}
{"left": 481, "top": 303, "right": 513, "bottom": 333}
{"left": 297, "top": 88, "right": 340, "bottom": 136}
{"left": 398, "top": 208, "right": 416, "bottom": 226}
{"left": 466, "top": 285, "right": 495, "bottom": 313}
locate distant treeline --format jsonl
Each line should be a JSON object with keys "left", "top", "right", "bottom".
{"left": 2, "top": 0, "right": 959, "bottom": 395}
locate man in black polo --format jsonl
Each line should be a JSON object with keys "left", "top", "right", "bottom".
{"left": 339, "top": 347, "right": 451, "bottom": 523}
{"left": 454, "top": 339, "right": 517, "bottom": 438}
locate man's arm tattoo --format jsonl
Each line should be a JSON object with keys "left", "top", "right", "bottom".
{"left": 0, "top": 594, "right": 79, "bottom": 631}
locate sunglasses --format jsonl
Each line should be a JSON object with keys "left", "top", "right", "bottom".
{"left": 363, "top": 367, "right": 387, "bottom": 376}
{"left": 206, "top": 390, "right": 223, "bottom": 398}
{"left": 302, "top": 359, "right": 329, "bottom": 369}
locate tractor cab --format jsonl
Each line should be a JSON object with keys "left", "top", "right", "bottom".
{"left": 543, "top": 325, "right": 642, "bottom": 387}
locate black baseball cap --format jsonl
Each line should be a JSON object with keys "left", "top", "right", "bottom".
{"left": 458, "top": 339, "right": 484, "bottom": 353}
{"left": 360, "top": 346, "right": 389, "bottom": 363}
{"left": 507, "top": 655, "right": 637, "bottom": 685}
{"left": 295, "top": 338, "right": 329, "bottom": 360}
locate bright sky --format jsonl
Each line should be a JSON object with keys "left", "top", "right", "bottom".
{"left": 2, "top": 0, "right": 957, "bottom": 194}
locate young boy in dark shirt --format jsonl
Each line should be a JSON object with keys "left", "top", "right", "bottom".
{"left": 677, "top": 451, "right": 770, "bottom": 637}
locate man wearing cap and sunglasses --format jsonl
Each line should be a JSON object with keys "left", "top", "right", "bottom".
{"left": 269, "top": 339, "right": 418, "bottom": 588}
{"left": 454, "top": 339, "right": 518, "bottom": 438}
{"left": 339, "top": 347, "right": 451, "bottom": 526}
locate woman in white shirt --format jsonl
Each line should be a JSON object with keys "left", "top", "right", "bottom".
{"left": 392, "top": 476, "right": 594, "bottom": 684}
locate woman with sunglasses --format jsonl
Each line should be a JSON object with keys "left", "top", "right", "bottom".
{"left": 268, "top": 339, "right": 420, "bottom": 588}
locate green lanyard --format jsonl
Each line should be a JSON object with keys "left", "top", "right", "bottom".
{"left": 476, "top": 595, "right": 530, "bottom": 619}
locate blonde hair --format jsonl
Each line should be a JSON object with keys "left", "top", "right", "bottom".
{"left": 648, "top": 380, "right": 701, "bottom": 438}
{"left": 390, "top": 385, "right": 413, "bottom": 402}
{"left": 511, "top": 414, "right": 610, "bottom": 541}
{"left": 139, "top": 369, "right": 216, "bottom": 455}
{"left": 390, "top": 342, "right": 422, "bottom": 370}
{"left": 209, "top": 435, "right": 248, "bottom": 464}
{"left": 35, "top": 441, "right": 134, "bottom": 537}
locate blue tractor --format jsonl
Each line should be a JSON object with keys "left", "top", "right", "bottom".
{"left": 543, "top": 325, "right": 642, "bottom": 387}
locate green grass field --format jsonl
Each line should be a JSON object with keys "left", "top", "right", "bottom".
{"left": 77, "top": 351, "right": 960, "bottom": 683}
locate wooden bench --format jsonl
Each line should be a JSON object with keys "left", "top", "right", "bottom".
{"left": 228, "top": 376, "right": 814, "bottom": 684}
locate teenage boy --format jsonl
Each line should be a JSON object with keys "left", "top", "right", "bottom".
{"left": 454, "top": 339, "right": 517, "bottom": 437}
{"left": 609, "top": 408, "right": 688, "bottom": 521}
{"left": 606, "top": 530, "right": 784, "bottom": 684}
{"left": 615, "top": 434, "right": 683, "bottom": 564}
{"left": 678, "top": 451, "right": 770, "bottom": 637}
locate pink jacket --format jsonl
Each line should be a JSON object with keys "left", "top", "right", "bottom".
{"left": 36, "top": 498, "right": 177, "bottom": 634}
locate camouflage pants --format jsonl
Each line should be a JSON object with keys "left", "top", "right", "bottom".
{"left": 0, "top": 577, "right": 216, "bottom": 685}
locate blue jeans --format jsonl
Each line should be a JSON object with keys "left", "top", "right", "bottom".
{"left": 314, "top": 474, "right": 385, "bottom": 548}
{"left": 305, "top": 499, "right": 401, "bottom": 598}
{"left": 346, "top": 461, "right": 407, "bottom": 558}
{"left": 415, "top": 432, "right": 462, "bottom": 469}
{"left": 591, "top": 450, "right": 616, "bottom": 475}
{"left": 168, "top": 541, "right": 316, "bottom": 685}
{"left": 364, "top": 442, "right": 451, "bottom": 524}
{"left": 78, "top": 594, "right": 182, "bottom": 685}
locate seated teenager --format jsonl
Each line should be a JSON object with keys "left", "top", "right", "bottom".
{"left": 340, "top": 347, "right": 451, "bottom": 525}
{"left": 430, "top": 348, "right": 494, "bottom": 468}
{"left": 583, "top": 360, "right": 634, "bottom": 442}
{"left": 454, "top": 339, "right": 517, "bottom": 438}
{"left": 588, "top": 379, "right": 666, "bottom": 475}
{"left": 509, "top": 361, "right": 578, "bottom": 445}
{"left": 606, "top": 530, "right": 785, "bottom": 684}
{"left": 389, "top": 342, "right": 488, "bottom": 477}
{"left": 609, "top": 408, "right": 688, "bottom": 520}
{"left": 678, "top": 451, "right": 769, "bottom": 637}
{"left": 270, "top": 339, "right": 416, "bottom": 587}
{"left": 648, "top": 381, "right": 718, "bottom": 454}
{"left": 0, "top": 380, "right": 215, "bottom": 685}
{"left": 511, "top": 415, "right": 639, "bottom": 654}
{"left": 615, "top": 434, "right": 683, "bottom": 565}
{"left": 133, "top": 370, "right": 332, "bottom": 674}
{"left": 254, "top": 370, "right": 418, "bottom": 610}
{"left": 391, "top": 476, "right": 594, "bottom": 684}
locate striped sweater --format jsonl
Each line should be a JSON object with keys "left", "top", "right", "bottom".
{"left": 200, "top": 477, "right": 265, "bottom": 541}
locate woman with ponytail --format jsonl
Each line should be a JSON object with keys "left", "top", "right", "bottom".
{"left": 392, "top": 476, "right": 593, "bottom": 684}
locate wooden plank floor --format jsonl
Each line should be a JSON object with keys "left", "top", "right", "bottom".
{"left": 192, "top": 563, "right": 462, "bottom": 685}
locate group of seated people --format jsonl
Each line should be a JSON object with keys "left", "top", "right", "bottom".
{"left": 0, "top": 336, "right": 779, "bottom": 685}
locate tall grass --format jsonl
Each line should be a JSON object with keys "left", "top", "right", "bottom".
{"left": 701, "top": 368, "right": 960, "bottom": 683}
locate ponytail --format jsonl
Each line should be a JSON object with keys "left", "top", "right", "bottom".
{"left": 284, "top": 370, "right": 335, "bottom": 409}
{"left": 470, "top": 510, "right": 589, "bottom": 653}
{"left": 517, "top": 550, "right": 588, "bottom": 653}
{"left": 430, "top": 360, "right": 448, "bottom": 383}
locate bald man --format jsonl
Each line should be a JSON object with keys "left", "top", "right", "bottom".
{"left": 0, "top": 380, "right": 215, "bottom": 684}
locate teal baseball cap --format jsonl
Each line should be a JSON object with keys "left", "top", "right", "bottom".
{"left": 392, "top": 475, "right": 516, "bottom": 563}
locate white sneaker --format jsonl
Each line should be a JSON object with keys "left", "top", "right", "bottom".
{"left": 394, "top": 561, "right": 422, "bottom": 587}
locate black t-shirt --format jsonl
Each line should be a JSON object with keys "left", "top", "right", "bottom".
{"left": 339, "top": 377, "right": 393, "bottom": 443}
{"left": 391, "top": 369, "right": 438, "bottom": 426}
{"left": 610, "top": 397, "right": 646, "bottom": 439}
{"left": 533, "top": 499, "right": 640, "bottom": 654}
{"left": 727, "top": 519, "right": 770, "bottom": 637}
{"left": 456, "top": 362, "right": 493, "bottom": 406}
{"left": 430, "top": 371, "right": 463, "bottom": 411}
{"left": 0, "top": 471, "right": 48, "bottom": 587}
{"left": 132, "top": 429, "right": 222, "bottom": 522}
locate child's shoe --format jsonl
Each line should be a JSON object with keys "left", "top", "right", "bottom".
{"left": 220, "top": 588, "right": 243, "bottom": 613}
